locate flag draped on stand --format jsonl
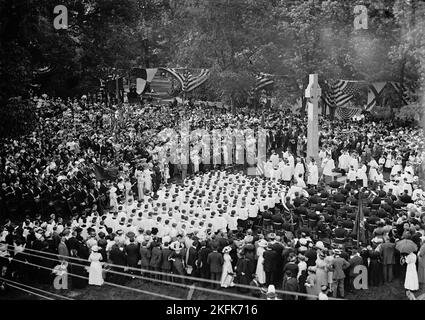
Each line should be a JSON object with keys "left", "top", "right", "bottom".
{"left": 161, "top": 68, "right": 210, "bottom": 93}
{"left": 335, "top": 106, "right": 362, "bottom": 120}
{"left": 93, "top": 164, "right": 119, "bottom": 181}
{"left": 366, "top": 82, "right": 387, "bottom": 111}
{"left": 333, "top": 80, "right": 364, "bottom": 107}
{"left": 322, "top": 79, "right": 366, "bottom": 118}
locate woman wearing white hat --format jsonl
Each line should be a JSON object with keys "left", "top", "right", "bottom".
{"left": 220, "top": 246, "right": 235, "bottom": 288}
{"left": 255, "top": 239, "right": 267, "bottom": 285}
{"left": 304, "top": 266, "right": 319, "bottom": 299}
{"left": 88, "top": 245, "right": 104, "bottom": 286}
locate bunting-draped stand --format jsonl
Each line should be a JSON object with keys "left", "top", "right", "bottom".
{"left": 161, "top": 67, "right": 210, "bottom": 102}
{"left": 321, "top": 79, "right": 416, "bottom": 119}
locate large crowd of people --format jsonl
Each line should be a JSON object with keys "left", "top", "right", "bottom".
{"left": 0, "top": 94, "right": 425, "bottom": 300}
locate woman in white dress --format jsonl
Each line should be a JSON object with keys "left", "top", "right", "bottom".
{"left": 368, "top": 157, "right": 379, "bottom": 182}
{"left": 163, "top": 162, "right": 170, "bottom": 185}
{"left": 356, "top": 162, "right": 368, "bottom": 188}
{"left": 404, "top": 252, "right": 419, "bottom": 291}
{"left": 255, "top": 240, "right": 267, "bottom": 285}
{"left": 294, "top": 158, "right": 305, "bottom": 181}
{"left": 109, "top": 186, "right": 118, "bottom": 212}
{"left": 375, "top": 167, "right": 384, "bottom": 184}
{"left": 315, "top": 252, "right": 328, "bottom": 287}
{"left": 88, "top": 246, "right": 104, "bottom": 286}
{"left": 135, "top": 168, "right": 144, "bottom": 199}
{"left": 143, "top": 165, "right": 153, "bottom": 193}
{"left": 220, "top": 246, "right": 235, "bottom": 288}
{"left": 307, "top": 158, "right": 319, "bottom": 187}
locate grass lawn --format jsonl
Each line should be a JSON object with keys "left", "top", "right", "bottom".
{"left": 4, "top": 276, "right": 425, "bottom": 300}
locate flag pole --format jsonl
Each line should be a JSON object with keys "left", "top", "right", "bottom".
{"left": 356, "top": 191, "right": 364, "bottom": 248}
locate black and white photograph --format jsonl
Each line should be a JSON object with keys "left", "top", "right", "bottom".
{"left": 0, "top": 0, "right": 425, "bottom": 306}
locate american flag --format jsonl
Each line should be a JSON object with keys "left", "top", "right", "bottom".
{"left": 334, "top": 80, "right": 364, "bottom": 107}
{"left": 321, "top": 80, "right": 336, "bottom": 109}
{"left": 253, "top": 73, "right": 274, "bottom": 92}
{"left": 161, "top": 68, "right": 210, "bottom": 93}
{"left": 322, "top": 80, "right": 364, "bottom": 108}
{"left": 185, "top": 69, "right": 210, "bottom": 93}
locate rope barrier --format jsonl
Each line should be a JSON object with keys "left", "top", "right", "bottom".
{"left": 1, "top": 280, "right": 54, "bottom": 300}
{"left": 5, "top": 244, "right": 342, "bottom": 300}
{"left": 0, "top": 276, "right": 73, "bottom": 300}
{"left": 7, "top": 248, "right": 260, "bottom": 300}
{"left": 4, "top": 257, "right": 181, "bottom": 300}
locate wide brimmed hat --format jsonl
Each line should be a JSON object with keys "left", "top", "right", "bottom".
{"left": 315, "top": 241, "right": 325, "bottom": 250}
{"left": 91, "top": 245, "right": 99, "bottom": 252}
{"left": 169, "top": 241, "right": 183, "bottom": 251}
{"left": 258, "top": 239, "right": 268, "bottom": 248}
{"left": 222, "top": 246, "right": 232, "bottom": 254}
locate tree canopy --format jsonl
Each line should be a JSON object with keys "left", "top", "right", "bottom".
{"left": 1, "top": 0, "right": 424, "bottom": 108}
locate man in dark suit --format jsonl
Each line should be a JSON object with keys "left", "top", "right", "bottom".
{"left": 282, "top": 269, "right": 299, "bottom": 300}
{"left": 263, "top": 244, "right": 278, "bottom": 286}
{"left": 331, "top": 250, "right": 350, "bottom": 298}
{"left": 197, "top": 241, "right": 212, "bottom": 285}
{"left": 207, "top": 244, "right": 224, "bottom": 288}
{"left": 65, "top": 231, "right": 80, "bottom": 252}
{"left": 283, "top": 255, "right": 299, "bottom": 278}
{"left": 109, "top": 243, "right": 127, "bottom": 284}
{"left": 160, "top": 243, "right": 172, "bottom": 282}
{"left": 399, "top": 190, "right": 413, "bottom": 204}
{"left": 379, "top": 238, "right": 396, "bottom": 283}
{"left": 125, "top": 238, "right": 140, "bottom": 275}
{"left": 304, "top": 245, "right": 317, "bottom": 267}
{"left": 152, "top": 161, "right": 162, "bottom": 196}
{"left": 185, "top": 240, "right": 199, "bottom": 279}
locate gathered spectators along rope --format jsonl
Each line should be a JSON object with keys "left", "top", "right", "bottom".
{"left": 7, "top": 248, "right": 260, "bottom": 300}
{"left": 5, "top": 244, "right": 342, "bottom": 300}
{"left": 0, "top": 276, "right": 73, "bottom": 300}
{"left": 4, "top": 256, "right": 181, "bottom": 300}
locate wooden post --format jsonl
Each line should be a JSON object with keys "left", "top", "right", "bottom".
{"left": 305, "top": 74, "right": 321, "bottom": 163}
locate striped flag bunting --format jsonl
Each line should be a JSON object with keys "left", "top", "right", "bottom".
{"left": 333, "top": 80, "right": 364, "bottom": 107}
{"left": 253, "top": 73, "right": 274, "bottom": 92}
{"left": 335, "top": 106, "right": 362, "bottom": 120}
{"left": 321, "top": 80, "right": 336, "bottom": 109}
{"left": 185, "top": 69, "right": 210, "bottom": 92}
{"left": 161, "top": 68, "right": 210, "bottom": 93}
{"left": 389, "top": 82, "right": 414, "bottom": 106}
{"left": 322, "top": 79, "right": 366, "bottom": 109}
